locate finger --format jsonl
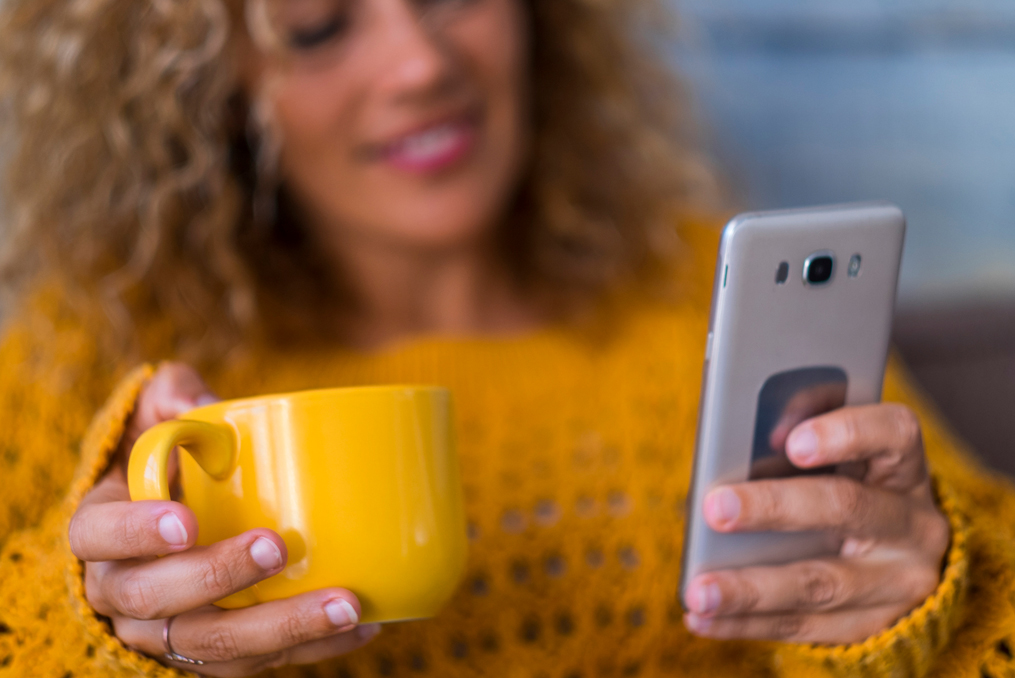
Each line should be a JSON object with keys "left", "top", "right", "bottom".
{"left": 174, "top": 591, "right": 362, "bottom": 662}
{"left": 115, "top": 590, "right": 369, "bottom": 666}
{"left": 684, "top": 604, "right": 906, "bottom": 645}
{"left": 155, "top": 625, "right": 380, "bottom": 678}
{"left": 768, "top": 382, "right": 848, "bottom": 453}
{"left": 70, "top": 499, "right": 198, "bottom": 561}
{"left": 208, "top": 625, "right": 382, "bottom": 677}
{"left": 703, "top": 476, "right": 912, "bottom": 540}
{"left": 786, "top": 404, "right": 927, "bottom": 491}
{"left": 122, "top": 362, "right": 220, "bottom": 454}
{"left": 100, "top": 529, "right": 287, "bottom": 620}
{"left": 142, "top": 362, "right": 220, "bottom": 425}
{"left": 684, "top": 557, "right": 940, "bottom": 616}
{"left": 281, "top": 623, "right": 381, "bottom": 666}
{"left": 78, "top": 465, "right": 131, "bottom": 506}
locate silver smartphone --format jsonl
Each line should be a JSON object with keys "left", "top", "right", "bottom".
{"left": 679, "top": 201, "right": 906, "bottom": 606}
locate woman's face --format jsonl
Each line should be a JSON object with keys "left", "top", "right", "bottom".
{"left": 246, "top": 0, "right": 530, "bottom": 253}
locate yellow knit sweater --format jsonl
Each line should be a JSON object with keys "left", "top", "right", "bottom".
{"left": 2, "top": 225, "right": 1015, "bottom": 678}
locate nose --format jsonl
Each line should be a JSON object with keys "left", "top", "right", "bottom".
{"left": 373, "top": 0, "right": 455, "bottom": 99}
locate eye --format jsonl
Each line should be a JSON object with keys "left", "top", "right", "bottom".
{"left": 287, "top": 14, "right": 349, "bottom": 50}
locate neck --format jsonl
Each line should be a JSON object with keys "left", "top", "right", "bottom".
{"left": 321, "top": 229, "right": 542, "bottom": 350}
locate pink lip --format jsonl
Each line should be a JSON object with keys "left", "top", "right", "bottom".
{"left": 372, "top": 113, "right": 478, "bottom": 175}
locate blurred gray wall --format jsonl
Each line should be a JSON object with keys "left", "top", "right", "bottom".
{"left": 673, "top": 0, "right": 1015, "bottom": 310}
{"left": 671, "top": 0, "right": 1015, "bottom": 471}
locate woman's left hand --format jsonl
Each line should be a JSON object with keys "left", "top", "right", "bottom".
{"left": 683, "top": 403, "right": 950, "bottom": 645}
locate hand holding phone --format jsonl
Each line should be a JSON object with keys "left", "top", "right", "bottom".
{"left": 684, "top": 402, "right": 948, "bottom": 645}
{"left": 679, "top": 203, "right": 949, "bottom": 645}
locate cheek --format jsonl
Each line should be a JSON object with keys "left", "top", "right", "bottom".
{"left": 454, "top": 0, "right": 530, "bottom": 152}
{"left": 426, "top": 0, "right": 530, "bottom": 206}
{"left": 271, "top": 71, "right": 359, "bottom": 183}
{"left": 454, "top": 0, "right": 529, "bottom": 85}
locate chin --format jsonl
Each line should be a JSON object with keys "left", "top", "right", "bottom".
{"left": 341, "top": 181, "right": 509, "bottom": 252}
{"left": 383, "top": 205, "right": 498, "bottom": 251}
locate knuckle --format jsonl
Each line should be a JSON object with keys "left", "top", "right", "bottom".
{"left": 907, "top": 565, "right": 940, "bottom": 603}
{"left": 831, "top": 479, "right": 867, "bottom": 525}
{"left": 731, "top": 575, "right": 762, "bottom": 612}
{"left": 750, "top": 483, "right": 784, "bottom": 525}
{"left": 116, "top": 572, "right": 163, "bottom": 620}
{"left": 198, "top": 554, "right": 240, "bottom": 596}
{"left": 249, "top": 649, "right": 290, "bottom": 672}
{"left": 276, "top": 609, "right": 315, "bottom": 647}
{"left": 836, "top": 412, "right": 861, "bottom": 450}
{"left": 772, "top": 614, "right": 806, "bottom": 641}
{"left": 921, "top": 512, "right": 951, "bottom": 558}
{"left": 198, "top": 625, "right": 243, "bottom": 662}
{"left": 117, "top": 511, "right": 149, "bottom": 554}
{"left": 156, "top": 361, "right": 190, "bottom": 380}
{"left": 723, "top": 616, "right": 750, "bottom": 639}
{"left": 163, "top": 362, "right": 205, "bottom": 393}
{"left": 891, "top": 406, "right": 922, "bottom": 450}
{"left": 798, "top": 564, "right": 841, "bottom": 608}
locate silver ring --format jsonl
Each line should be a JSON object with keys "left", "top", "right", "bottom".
{"left": 163, "top": 616, "right": 205, "bottom": 666}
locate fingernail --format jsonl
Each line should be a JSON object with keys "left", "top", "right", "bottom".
{"left": 358, "top": 623, "right": 381, "bottom": 640}
{"left": 684, "top": 613, "right": 712, "bottom": 633}
{"left": 788, "top": 427, "right": 819, "bottom": 464}
{"left": 689, "top": 581, "right": 721, "bottom": 615}
{"left": 325, "top": 599, "right": 359, "bottom": 627}
{"left": 195, "top": 394, "right": 220, "bottom": 407}
{"left": 158, "top": 513, "right": 188, "bottom": 546}
{"left": 171, "top": 398, "right": 198, "bottom": 415}
{"left": 705, "top": 488, "right": 741, "bottom": 526}
{"left": 250, "top": 537, "right": 283, "bottom": 571}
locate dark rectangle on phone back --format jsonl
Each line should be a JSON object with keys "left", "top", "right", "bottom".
{"left": 749, "top": 366, "right": 847, "bottom": 480}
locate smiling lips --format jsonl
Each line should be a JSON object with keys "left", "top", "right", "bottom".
{"left": 376, "top": 114, "right": 478, "bottom": 174}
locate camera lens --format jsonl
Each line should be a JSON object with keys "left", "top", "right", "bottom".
{"left": 804, "top": 254, "right": 834, "bottom": 285}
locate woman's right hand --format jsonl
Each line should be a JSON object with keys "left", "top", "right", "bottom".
{"left": 68, "top": 363, "right": 380, "bottom": 677}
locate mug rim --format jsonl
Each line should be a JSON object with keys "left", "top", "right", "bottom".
{"left": 185, "top": 384, "right": 449, "bottom": 416}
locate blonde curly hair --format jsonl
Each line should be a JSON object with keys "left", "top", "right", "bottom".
{"left": 0, "top": 0, "right": 718, "bottom": 363}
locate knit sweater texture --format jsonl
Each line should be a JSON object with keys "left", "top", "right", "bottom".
{"left": 1, "top": 224, "right": 1015, "bottom": 678}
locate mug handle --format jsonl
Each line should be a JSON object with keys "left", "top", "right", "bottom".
{"left": 128, "top": 420, "right": 237, "bottom": 501}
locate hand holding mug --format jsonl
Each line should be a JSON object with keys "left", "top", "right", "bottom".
{"left": 69, "top": 364, "right": 380, "bottom": 676}
{"left": 683, "top": 403, "right": 950, "bottom": 645}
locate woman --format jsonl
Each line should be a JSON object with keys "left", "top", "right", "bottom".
{"left": 0, "top": 0, "right": 1013, "bottom": 676}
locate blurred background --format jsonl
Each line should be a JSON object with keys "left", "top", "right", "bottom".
{"left": 672, "top": 0, "right": 1015, "bottom": 472}
{"left": 0, "top": 0, "right": 1010, "bottom": 469}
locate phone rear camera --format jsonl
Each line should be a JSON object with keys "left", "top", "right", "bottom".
{"left": 804, "top": 254, "right": 834, "bottom": 285}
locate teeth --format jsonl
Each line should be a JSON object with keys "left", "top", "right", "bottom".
{"left": 394, "top": 124, "right": 461, "bottom": 162}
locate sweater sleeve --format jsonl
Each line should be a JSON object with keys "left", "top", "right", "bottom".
{"left": 0, "top": 363, "right": 199, "bottom": 678}
{"left": 773, "top": 356, "right": 1015, "bottom": 678}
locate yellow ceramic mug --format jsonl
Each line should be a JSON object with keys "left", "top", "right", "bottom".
{"left": 127, "top": 385, "right": 467, "bottom": 623}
